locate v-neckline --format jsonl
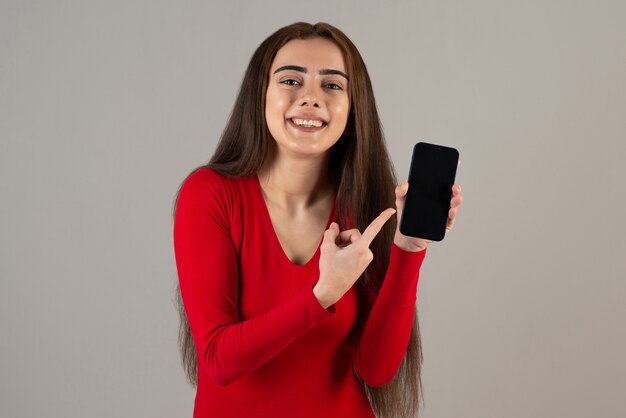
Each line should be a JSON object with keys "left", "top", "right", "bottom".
{"left": 254, "top": 175, "right": 337, "bottom": 268}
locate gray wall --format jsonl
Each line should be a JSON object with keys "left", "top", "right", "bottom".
{"left": 1, "top": 1, "right": 624, "bottom": 417}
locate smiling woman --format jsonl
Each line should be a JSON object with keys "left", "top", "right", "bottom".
{"left": 172, "top": 22, "right": 462, "bottom": 418}
{"left": 265, "top": 39, "right": 350, "bottom": 158}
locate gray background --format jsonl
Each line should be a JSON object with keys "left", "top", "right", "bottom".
{"left": 1, "top": 1, "right": 625, "bottom": 417}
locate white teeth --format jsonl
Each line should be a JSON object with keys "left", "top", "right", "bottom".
{"left": 292, "top": 118, "right": 323, "bottom": 128}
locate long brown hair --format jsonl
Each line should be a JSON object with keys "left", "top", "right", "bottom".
{"left": 172, "top": 22, "right": 423, "bottom": 418}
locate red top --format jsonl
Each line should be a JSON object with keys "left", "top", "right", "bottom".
{"left": 173, "top": 167, "right": 426, "bottom": 418}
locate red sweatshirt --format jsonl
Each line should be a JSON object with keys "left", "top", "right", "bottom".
{"left": 173, "top": 167, "right": 426, "bottom": 418}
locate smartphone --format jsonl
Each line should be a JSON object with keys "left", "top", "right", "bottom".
{"left": 399, "top": 142, "right": 459, "bottom": 241}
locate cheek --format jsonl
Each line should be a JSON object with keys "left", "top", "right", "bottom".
{"left": 266, "top": 90, "right": 289, "bottom": 117}
{"left": 265, "top": 89, "right": 289, "bottom": 139}
{"left": 331, "top": 99, "right": 350, "bottom": 124}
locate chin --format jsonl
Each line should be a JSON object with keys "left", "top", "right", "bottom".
{"left": 284, "top": 142, "right": 333, "bottom": 159}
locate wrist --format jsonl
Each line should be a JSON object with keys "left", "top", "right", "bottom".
{"left": 312, "top": 284, "right": 335, "bottom": 309}
{"left": 393, "top": 241, "right": 427, "bottom": 252}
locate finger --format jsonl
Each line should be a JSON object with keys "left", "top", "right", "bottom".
{"left": 338, "top": 228, "right": 361, "bottom": 244}
{"left": 361, "top": 208, "right": 396, "bottom": 246}
{"left": 452, "top": 184, "right": 462, "bottom": 196}
{"left": 446, "top": 208, "right": 457, "bottom": 231}
{"left": 451, "top": 194, "right": 463, "bottom": 209}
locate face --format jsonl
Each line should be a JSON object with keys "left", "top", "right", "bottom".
{"left": 265, "top": 37, "right": 350, "bottom": 159}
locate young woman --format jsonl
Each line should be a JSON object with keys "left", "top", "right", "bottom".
{"left": 173, "top": 22, "right": 463, "bottom": 418}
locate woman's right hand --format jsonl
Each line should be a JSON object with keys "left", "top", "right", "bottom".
{"left": 313, "top": 208, "right": 397, "bottom": 309}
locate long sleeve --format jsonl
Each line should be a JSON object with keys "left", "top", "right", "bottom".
{"left": 353, "top": 244, "right": 426, "bottom": 387}
{"left": 173, "top": 170, "right": 334, "bottom": 387}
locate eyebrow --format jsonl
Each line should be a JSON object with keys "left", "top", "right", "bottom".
{"left": 273, "top": 65, "right": 349, "bottom": 81}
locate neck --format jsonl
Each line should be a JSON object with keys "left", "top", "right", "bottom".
{"left": 257, "top": 151, "right": 333, "bottom": 212}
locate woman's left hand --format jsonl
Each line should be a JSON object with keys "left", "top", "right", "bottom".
{"left": 393, "top": 182, "right": 463, "bottom": 252}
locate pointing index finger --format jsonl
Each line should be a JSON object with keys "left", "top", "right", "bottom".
{"left": 361, "top": 208, "right": 396, "bottom": 246}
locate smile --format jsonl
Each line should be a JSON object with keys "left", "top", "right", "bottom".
{"left": 289, "top": 118, "right": 326, "bottom": 128}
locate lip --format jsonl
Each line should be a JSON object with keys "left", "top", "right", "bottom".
{"left": 287, "top": 114, "right": 328, "bottom": 124}
{"left": 287, "top": 118, "right": 327, "bottom": 131}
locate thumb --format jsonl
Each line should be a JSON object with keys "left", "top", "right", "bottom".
{"left": 323, "top": 222, "right": 340, "bottom": 244}
{"left": 395, "top": 181, "right": 409, "bottom": 199}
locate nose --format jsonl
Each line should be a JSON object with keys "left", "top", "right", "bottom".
{"left": 299, "top": 84, "right": 321, "bottom": 108}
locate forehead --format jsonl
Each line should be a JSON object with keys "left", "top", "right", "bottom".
{"left": 270, "top": 38, "right": 347, "bottom": 73}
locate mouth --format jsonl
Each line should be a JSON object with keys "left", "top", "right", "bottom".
{"left": 288, "top": 118, "right": 328, "bottom": 129}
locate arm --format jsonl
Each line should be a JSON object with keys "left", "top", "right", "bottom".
{"left": 352, "top": 180, "right": 462, "bottom": 387}
{"left": 353, "top": 244, "right": 426, "bottom": 387}
{"left": 173, "top": 170, "right": 334, "bottom": 386}
{"left": 309, "top": 207, "right": 424, "bottom": 387}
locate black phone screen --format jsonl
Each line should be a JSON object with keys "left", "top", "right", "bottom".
{"left": 399, "top": 142, "right": 459, "bottom": 241}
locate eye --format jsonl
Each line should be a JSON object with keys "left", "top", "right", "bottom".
{"left": 280, "top": 79, "right": 301, "bottom": 86}
{"left": 324, "top": 82, "right": 344, "bottom": 91}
